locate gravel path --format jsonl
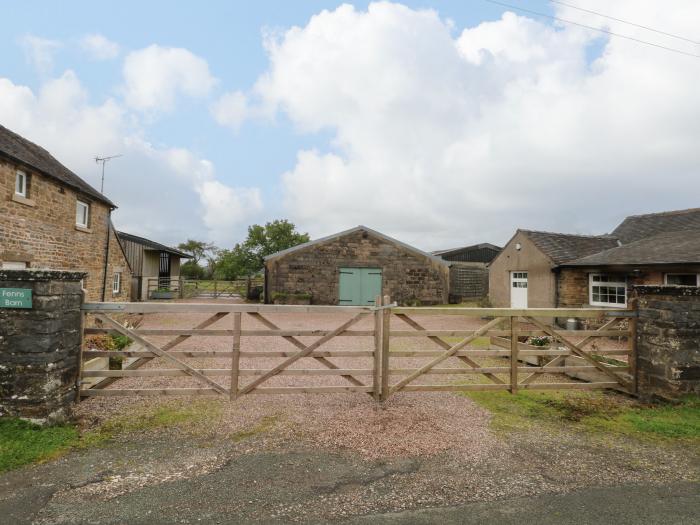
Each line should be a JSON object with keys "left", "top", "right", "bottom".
{"left": 28, "top": 305, "right": 693, "bottom": 523}
{"left": 78, "top": 305, "right": 631, "bottom": 459}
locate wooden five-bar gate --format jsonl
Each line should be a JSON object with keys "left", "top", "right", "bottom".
{"left": 79, "top": 297, "right": 636, "bottom": 399}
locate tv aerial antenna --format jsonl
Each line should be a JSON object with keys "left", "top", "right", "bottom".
{"left": 95, "top": 154, "right": 122, "bottom": 193}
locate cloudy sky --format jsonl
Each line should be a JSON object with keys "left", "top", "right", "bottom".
{"left": 1, "top": 1, "right": 698, "bottom": 251}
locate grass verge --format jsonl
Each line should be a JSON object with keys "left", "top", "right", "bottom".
{"left": 0, "top": 418, "right": 79, "bottom": 473}
{"left": 81, "top": 400, "right": 224, "bottom": 446}
{"left": 0, "top": 401, "right": 224, "bottom": 473}
{"left": 465, "top": 390, "right": 700, "bottom": 443}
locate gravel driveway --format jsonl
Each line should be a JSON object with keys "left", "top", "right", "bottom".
{"left": 1, "top": 304, "right": 695, "bottom": 524}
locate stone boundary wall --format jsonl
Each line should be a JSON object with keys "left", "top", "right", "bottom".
{"left": 0, "top": 269, "right": 84, "bottom": 423}
{"left": 633, "top": 285, "right": 700, "bottom": 398}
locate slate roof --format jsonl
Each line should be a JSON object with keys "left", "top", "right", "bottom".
{"left": 520, "top": 230, "right": 620, "bottom": 265}
{"left": 264, "top": 225, "right": 448, "bottom": 265}
{"left": 611, "top": 208, "right": 700, "bottom": 244}
{"left": 117, "top": 231, "right": 193, "bottom": 259}
{"left": 563, "top": 229, "right": 700, "bottom": 266}
{"left": 0, "top": 124, "right": 114, "bottom": 206}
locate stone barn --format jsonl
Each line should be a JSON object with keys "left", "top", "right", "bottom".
{"left": 264, "top": 226, "right": 449, "bottom": 305}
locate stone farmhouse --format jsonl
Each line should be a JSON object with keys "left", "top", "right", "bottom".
{"left": 264, "top": 225, "right": 449, "bottom": 305}
{"left": 0, "top": 125, "right": 131, "bottom": 301}
{"left": 489, "top": 208, "right": 700, "bottom": 309}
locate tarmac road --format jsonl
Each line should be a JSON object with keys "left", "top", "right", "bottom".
{"left": 341, "top": 482, "right": 700, "bottom": 525}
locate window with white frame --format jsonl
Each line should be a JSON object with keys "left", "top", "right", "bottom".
{"left": 76, "top": 200, "right": 90, "bottom": 228}
{"left": 511, "top": 272, "right": 528, "bottom": 288}
{"left": 665, "top": 273, "right": 699, "bottom": 286}
{"left": 1, "top": 261, "right": 28, "bottom": 269}
{"left": 112, "top": 272, "right": 121, "bottom": 294}
{"left": 15, "top": 170, "right": 27, "bottom": 197}
{"left": 589, "top": 273, "right": 627, "bottom": 307}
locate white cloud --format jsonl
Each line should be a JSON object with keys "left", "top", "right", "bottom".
{"left": 0, "top": 72, "right": 260, "bottom": 246}
{"left": 211, "top": 90, "right": 249, "bottom": 130}
{"left": 80, "top": 34, "right": 120, "bottom": 60}
{"left": 122, "top": 45, "right": 217, "bottom": 112}
{"left": 248, "top": 1, "right": 700, "bottom": 249}
{"left": 20, "top": 34, "right": 62, "bottom": 75}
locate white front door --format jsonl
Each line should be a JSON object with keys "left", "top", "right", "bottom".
{"left": 510, "top": 271, "right": 528, "bottom": 308}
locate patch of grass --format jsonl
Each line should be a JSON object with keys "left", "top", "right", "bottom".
{"left": 441, "top": 336, "right": 491, "bottom": 348}
{"left": 465, "top": 390, "right": 700, "bottom": 443}
{"left": 82, "top": 401, "right": 223, "bottom": 446}
{"left": 231, "top": 415, "right": 279, "bottom": 443}
{"left": 1, "top": 401, "right": 230, "bottom": 473}
{"left": 0, "top": 418, "right": 79, "bottom": 473}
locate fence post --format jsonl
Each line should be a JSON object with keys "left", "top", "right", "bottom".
{"left": 628, "top": 298, "right": 638, "bottom": 395}
{"left": 510, "top": 316, "right": 519, "bottom": 394}
{"left": 214, "top": 280, "right": 218, "bottom": 299}
{"left": 230, "top": 312, "right": 242, "bottom": 400}
{"left": 373, "top": 295, "right": 382, "bottom": 402}
{"left": 380, "top": 295, "right": 391, "bottom": 402}
{"left": 76, "top": 289, "right": 86, "bottom": 402}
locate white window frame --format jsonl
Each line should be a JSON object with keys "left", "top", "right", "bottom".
{"left": 15, "top": 170, "right": 27, "bottom": 197}
{"left": 76, "top": 200, "right": 90, "bottom": 228}
{"left": 589, "top": 273, "right": 627, "bottom": 307}
{"left": 112, "top": 272, "right": 121, "bottom": 294}
{"left": 511, "top": 271, "right": 528, "bottom": 288}
{"left": 664, "top": 273, "right": 699, "bottom": 287}
{"left": 1, "top": 261, "right": 28, "bottom": 270}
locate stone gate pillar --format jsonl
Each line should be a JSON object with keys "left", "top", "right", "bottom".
{"left": 633, "top": 285, "right": 700, "bottom": 399}
{"left": 0, "top": 270, "right": 85, "bottom": 424}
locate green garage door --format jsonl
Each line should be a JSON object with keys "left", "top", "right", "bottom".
{"left": 339, "top": 268, "right": 382, "bottom": 305}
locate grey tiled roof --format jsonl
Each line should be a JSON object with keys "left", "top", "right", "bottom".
{"left": 432, "top": 243, "right": 501, "bottom": 256}
{"left": 520, "top": 230, "right": 620, "bottom": 265}
{"left": 0, "top": 124, "right": 114, "bottom": 206}
{"left": 612, "top": 208, "right": 700, "bottom": 244}
{"left": 563, "top": 229, "right": 700, "bottom": 266}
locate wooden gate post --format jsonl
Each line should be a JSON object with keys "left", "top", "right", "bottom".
{"left": 380, "top": 295, "right": 391, "bottom": 402}
{"left": 628, "top": 298, "right": 638, "bottom": 395}
{"left": 230, "top": 312, "right": 242, "bottom": 400}
{"left": 373, "top": 296, "right": 383, "bottom": 402}
{"left": 510, "top": 315, "right": 519, "bottom": 394}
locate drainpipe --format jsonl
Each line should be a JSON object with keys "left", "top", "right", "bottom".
{"left": 101, "top": 209, "right": 112, "bottom": 302}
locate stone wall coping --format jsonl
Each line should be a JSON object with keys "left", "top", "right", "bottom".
{"left": 0, "top": 269, "right": 87, "bottom": 282}
{"left": 632, "top": 284, "right": 700, "bottom": 297}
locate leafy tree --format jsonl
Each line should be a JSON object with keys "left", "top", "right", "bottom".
{"left": 177, "top": 239, "right": 216, "bottom": 265}
{"left": 214, "top": 220, "right": 310, "bottom": 279}
{"left": 180, "top": 260, "right": 206, "bottom": 279}
{"left": 244, "top": 220, "right": 310, "bottom": 269}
